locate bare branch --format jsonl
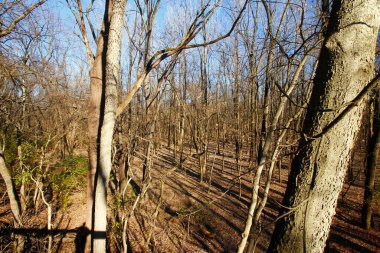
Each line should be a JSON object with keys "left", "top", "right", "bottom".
{"left": 0, "top": 0, "right": 48, "bottom": 38}
{"left": 115, "top": 0, "right": 250, "bottom": 117}
{"left": 76, "top": 0, "right": 94, "bottom": 65}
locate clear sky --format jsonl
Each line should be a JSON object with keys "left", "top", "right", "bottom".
{"left": 13, "top": 0, "right": 319, "bottom": 92}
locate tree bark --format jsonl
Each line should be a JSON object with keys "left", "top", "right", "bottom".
{"left": 0, "top": 151, "right": 22, "bottom": 226}
{"left": 268, "top": 1, "right": 380, "bottom": 252}
{"left": 86, "top": 3, "right": 109, "bottom": 246}
{"left": 93, "top": 0, "right": 126, "bottom": 252}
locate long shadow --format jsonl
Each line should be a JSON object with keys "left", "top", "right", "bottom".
{"left": 212, "top": 196, "right": 245, "bottom": 218}
{"left": 0, "top": 209, "right": 11, "bottom": 217}
{"left": 215, "top": 171, "right": 254, "bottom": 196}
{"left": 211, "top": 207, "right": 242, "bottom": 235}
{"left": 54, "top": 218, "right": 71, "bottom": 253}
{"left": 160, "top": 153, "right": 254, "bottom": 208}
{"left": 182, "top": 166, "right": 250, "bottom": 207}
{"left": 157, "top": 153, "right": 177, "bottom": 166}
{"left": 334, "top": 212, "right": 360, "bottom": 227}
{"left": 182, "top": 165, "right": 202, "bottom": 181}
{"left": 326, "top": 232, "right": 377, "bottom": 253}
{"left": 330, "top": 224, "right": 380, "bottom": 248}
{"left": 259, "top": 207, "right": 279, "bottom": 222}
{"left": 0, "top": 227, "right": 107, "bottom": 253}
{"left": 129, "top": 178, "right": 142, "bottom": 195}
{"left": 265, "top": 187, "right": 286, "bottom": 200}
{"left": 0, "top": 227, "right": 81, "bottom": 237}
{"left": 193, "top": 233, "right": 213, "bottom": 252}
{"left": 157, "top": 169, "right": 244, "bottom": 240}
{"left": 210, "top": 180, "right": 250, "bottom": 206}
{"left": 158, "top": 164, "right": 247, "bottom": 239}
{"left": 163, "top": 180, "right": 211, "bottom": 211}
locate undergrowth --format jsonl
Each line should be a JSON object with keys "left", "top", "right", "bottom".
{"left": 51, "top": 155, "right": 88, "bottom": 210}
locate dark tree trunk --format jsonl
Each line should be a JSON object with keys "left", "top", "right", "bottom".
{"left": 362, "top": 88, "right": 380, "bottom": 229}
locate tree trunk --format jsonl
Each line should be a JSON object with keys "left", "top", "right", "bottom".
{"left": 93, "top": 0, "right": 126, "bottom": 252}
{"left": 199, "top": 144, "right": 207, "bottom": 183}
{"left": 362, "top": 88, "right": 380, "bottom": 229}
{"left": 0, "top": 151, "right": 22, "bottom": 226}
{"left": 1, "top": 139, "right": 23, "bottom": 253}
{"left": 247, "top": 109, "right": 303, "bottom": 253}
{"left": 257, "top": 0, "right": 288, "bottom": 164}
{"left": 86, "top": 3, "right": 109, "bottom": 249}
{"left": 268, "top": 1, "right": 380, "bottom": 252}
{"left": 178, "top": 53, "right": 187, "bottom": 170}
{"left": 17, "top": 83, "right": 26, "bottom": 213}
{"left": 237, "top": 53, "right": 309, "bottom": 253}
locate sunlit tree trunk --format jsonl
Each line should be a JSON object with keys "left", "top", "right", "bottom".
{"left": 177, "top": 52, "right": 187, "bottom": 170}
{"left": 237, "top": 53, "right": 308, "bottom": 253}
{"left": 93, "top": 0, "right": 127, "bottom": 252}
{"left": 0, "top": 150, "right": 22, "bottom": 226}
{"left": 140, "top": 0, "right": 161, "bottom": 188}
{"left": 268, "top": 1, "right": 380, "bottom": 252}
{"left": 86, "top": 6, "right": 109, "bottom": 250}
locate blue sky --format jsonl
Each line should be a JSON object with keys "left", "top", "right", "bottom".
{"left": 10, "top": 0, "right": 321, "bottom": 92}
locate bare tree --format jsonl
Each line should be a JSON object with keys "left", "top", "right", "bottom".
{"left": 0, "top": 0, "right": 47, "bottom": 38}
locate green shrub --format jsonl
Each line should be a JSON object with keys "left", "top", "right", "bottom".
{"left": 2, "top": 131, "right": 40, "bottom": 187}
{"left": 373, "top": 186, "right": 380, "bottom": 204}
{"left": 51, "top": 155, "right": 88, "bottom": 209}
{"left": 2, "top": 131, "right": 18, "bottom": 167}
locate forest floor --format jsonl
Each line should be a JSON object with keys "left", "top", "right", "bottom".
{"left": 0, "top": 142, "right": 380, "bottom": 252}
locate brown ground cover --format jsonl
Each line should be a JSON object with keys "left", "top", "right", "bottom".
{"left": 0, "top": 142, "right": 379, "bottom": 252}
